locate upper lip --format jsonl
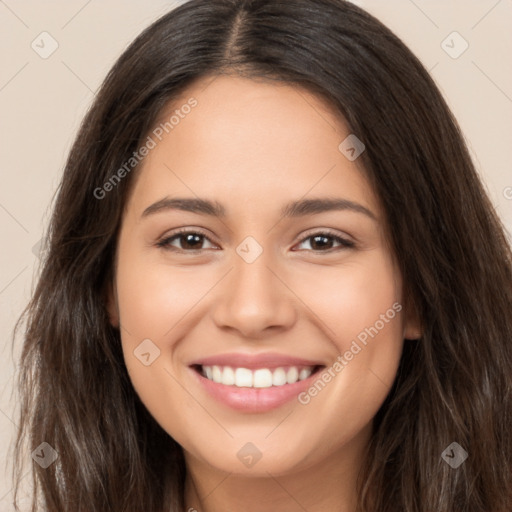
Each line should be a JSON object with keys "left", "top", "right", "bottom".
{"left": 189, "top": 352, "right": 325, "bottom": 370}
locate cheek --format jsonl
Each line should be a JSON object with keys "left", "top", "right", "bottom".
{"left": 115, "top": 251, "right": 207, "bottom": 342}
{"left": 288, "top": 251, "right": 403, "bottom": 348}
{"left": 289, "top": 252, "right": 404, "bottom": 415}
{"left": 114, "top": 254, "right": 206, "bottom": 444}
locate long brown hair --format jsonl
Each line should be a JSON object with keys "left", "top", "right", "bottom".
{"left": 12, "top": 1, "right": 512, "bottom": 511}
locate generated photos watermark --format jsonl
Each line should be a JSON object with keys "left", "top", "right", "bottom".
{"left": 298, "top": 301, "right": 402, "bottom": 405}
{"left": 93, "top": 97, "right": 198, "bottom": 200}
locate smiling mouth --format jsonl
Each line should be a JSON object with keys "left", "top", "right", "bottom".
{"left": 191, "top": 364, "right": 325, "bottom": 388}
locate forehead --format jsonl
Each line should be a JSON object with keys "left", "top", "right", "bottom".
{"left": 125, "top": 74, "right": 380, "bottom": 221}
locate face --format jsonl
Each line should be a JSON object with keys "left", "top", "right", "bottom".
{"left": 107, "top": 74, "right": 421, "bottom": 477}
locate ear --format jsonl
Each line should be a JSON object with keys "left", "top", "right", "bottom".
{"left": 403, "top": 297, "right": 423, "bottom": 341}
{"left": 105, "top": 280, "right": 120, "bottom": 329}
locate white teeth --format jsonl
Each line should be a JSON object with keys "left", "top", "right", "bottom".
{"left": 201, "top": 365, "right": 316, "bottom": 388}
{"left": 286, "top": 367, "right": 299, "bottom": 384}
{"left": 272, "top": 367, "right": 287, "bottom": 386}
{"left": 253, "top": 369, "right": 273, "bottom": 388}
{"left": 212, "top": 366, "right": 222, "bottom": 383}
{"left": 299, "top": 368, "right": 312, "bottom": 381}
{"left": 235, "top": 367, "right": 253, "bottom": 387}
{"left": 222, "top": 366, "right": 235, "bottom": 385}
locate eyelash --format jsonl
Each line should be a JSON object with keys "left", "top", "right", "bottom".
{"left": 156, "top": 228, "right": 355, "bottom": 254}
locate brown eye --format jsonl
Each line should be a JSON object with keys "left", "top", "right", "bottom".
{"left": 157, "top": 230, "right": 217, "bottom": 252}
{"left": 294, "top": 231, "right": 355, "bottom": 252}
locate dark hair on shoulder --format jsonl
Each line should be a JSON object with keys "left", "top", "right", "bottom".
{"left": 12, "top": 1, "right": 512, "bottom": 511}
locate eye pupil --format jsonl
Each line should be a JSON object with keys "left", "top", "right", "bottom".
{"left": 182, "top": 233, "right": 203, "bottom": 249}
{"left": 311, "top": 235, "right": 333, "bottom": 250}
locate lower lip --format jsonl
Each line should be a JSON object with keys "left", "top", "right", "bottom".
{"left": 190, "top": 366, "right": 323, "bottom": 413}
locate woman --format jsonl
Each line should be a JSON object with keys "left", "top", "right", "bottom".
{"left": 12, "top": 1, "right": 512, "bottom": 511}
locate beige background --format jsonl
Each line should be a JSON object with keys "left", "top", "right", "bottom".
{"left": 1, "top": 0, "right": 511, "bottom": 508}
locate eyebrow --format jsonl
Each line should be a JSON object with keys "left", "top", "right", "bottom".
{"left": 141, "top": 196, "right": 377, "bottom": 221}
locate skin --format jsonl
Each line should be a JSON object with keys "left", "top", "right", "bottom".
{"left": 107, "top": 74, "right": 422, "bottom": 512}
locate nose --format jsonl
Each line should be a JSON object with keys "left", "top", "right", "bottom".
{"left": 211, "top": 247, "right": 297, "bottom": 339}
